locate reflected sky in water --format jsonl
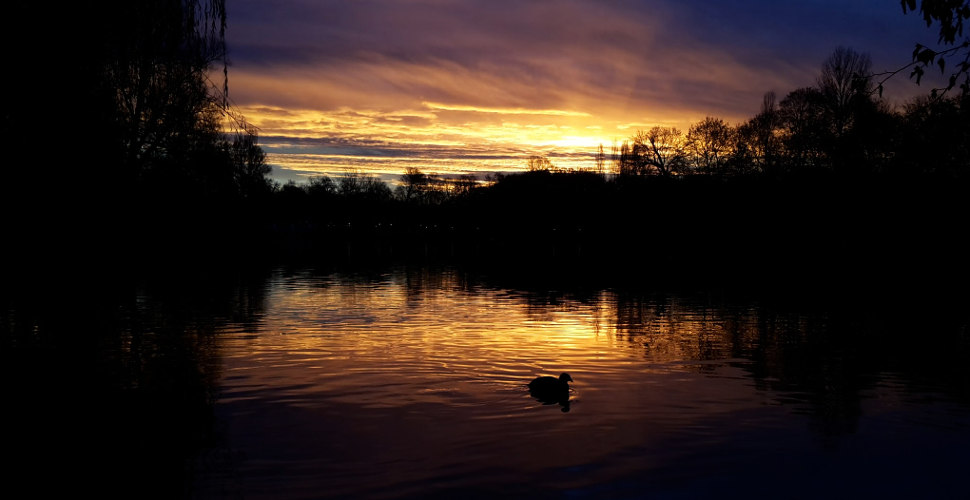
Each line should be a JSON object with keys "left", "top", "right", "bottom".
{"left": 193, "top": 267, "right": 970, "bottom": 499}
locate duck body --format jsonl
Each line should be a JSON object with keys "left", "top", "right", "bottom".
{"left": 528, "top": 373, "right": 573, "bottom": 404}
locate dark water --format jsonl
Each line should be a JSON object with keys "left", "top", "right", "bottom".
{"left": 3, "top": 265, "right": 969, "bottom": 499}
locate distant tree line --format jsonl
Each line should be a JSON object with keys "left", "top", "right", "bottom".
{"left": 609, "top": 47, "right": 969, "bottom": 179}
{"left": 259, "top": 40, "right": 968, "bottom": 279}
{"left": 269, "top": 46, "right": 968, "bottom": 217}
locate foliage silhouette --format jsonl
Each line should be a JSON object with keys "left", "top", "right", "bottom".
{"left": 873, "top": 1, "right": 970, "bottom": 95}
{"left": 6, "top": 0, "right": 271, "bottom": 264}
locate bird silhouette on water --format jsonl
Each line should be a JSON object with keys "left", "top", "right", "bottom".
{"left": 528, "top": 373, "right": 573, "bottom": 412}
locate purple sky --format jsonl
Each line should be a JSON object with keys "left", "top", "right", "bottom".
{"left": 223, "top": 0, "right": 946, "bottom": 183}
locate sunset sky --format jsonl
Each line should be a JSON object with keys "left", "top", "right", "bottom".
{"left": 225, "top": 0, "right": 945, "bottom": 184}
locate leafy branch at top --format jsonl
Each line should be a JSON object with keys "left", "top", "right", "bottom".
{"left": 881, "top": 0, "right": 970, "bottom": 97}
{"left": 872, "top": 41, "right": 970, "bottom": 98}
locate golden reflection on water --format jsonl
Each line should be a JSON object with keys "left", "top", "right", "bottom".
{"left": 216, "top": 269, "right": 791, "bottom": 415}
{"left": 199, "top": 268, "right": 970, "bottom": 499}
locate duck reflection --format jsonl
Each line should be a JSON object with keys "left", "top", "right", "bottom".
{"left": 528, "top": 373, "right": 573, "bottom": 412}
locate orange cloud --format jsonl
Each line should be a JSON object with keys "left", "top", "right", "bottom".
{"left": 226, "top": 0, "right": 938, "bottom": 182}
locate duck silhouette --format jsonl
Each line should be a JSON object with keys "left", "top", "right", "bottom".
{"left": 528, "top": 373, "right": 573, "bottom": 411}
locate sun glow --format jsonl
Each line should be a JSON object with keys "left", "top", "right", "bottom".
{"left": 238, "top": 102, "right": 670, "bottom": 182}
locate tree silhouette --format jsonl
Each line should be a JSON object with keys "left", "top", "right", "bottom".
{"left": 595, "top": 144, "right": 607, "bottom": 174}
{"left": 399, "top": 167, "right": 429, "bottom": 202}
{"left": 527, "top": 155, "right": 555, "bottom": 172}
{"left": 726, "top": 123, "right": 757, "bottom": 175}
{"left": 904, "top": 0, "right": 970, "bottom": 44}
{"left": 636, "top": 127, "right": 685, "bottom": 176}
{"left": 686, "top": 117, "right": 733, "bottom": 175}
{"left": 52, "top": 1, "right": 263, "bottom": 200}
{"left": 778, "top": 87, "right": 828, "bottom": 170}
{"left": 896, "top": 93, "right": 970, "bottom": 175}
{"left": 614, "top": 140, "right": 636, "bottom": 175}
{"left": 818, "top": 47, "right": 874, "bottom": 140}
{"left": 812, "top": 47, "right": 893, "bottom": 172}
{"left": 4, "top": 0, "right": 270, "bottom": 254}
{"left": 229, "top": 134, "right": 272, "bottom": 200}
{"left": 307, "top": 176, "right": 338, "bottom": 198}
{"left": 453, "top": 174, "right": 480, "bottom": 196}
{"left": 748, "top": 92, "right": 782, "bottom": 174}
{"left": 340, "top": 171, "right": 393, "bottom": 201}
{"left": 621, "top": 134, "right": 649, "bottom": 175}
{"left": 94, "top": 1, "right": 236, "bottom": 180}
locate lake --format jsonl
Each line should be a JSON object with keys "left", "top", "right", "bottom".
{"left": 3, "top": 264, "right": 969, "bottom": 499}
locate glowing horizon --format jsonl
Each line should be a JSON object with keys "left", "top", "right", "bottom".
{"left": 236, "top": 101, "right": 687, "bottom": 183}
{"left": 226, "top": 0, "right": 948, "bottom": 184}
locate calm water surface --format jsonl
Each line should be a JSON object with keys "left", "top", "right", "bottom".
{"left": 187, "top": 267, "right": 970, "bottom": 499}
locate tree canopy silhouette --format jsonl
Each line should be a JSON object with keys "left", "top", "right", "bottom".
{"left": 5, "top": 1, "right": 268, "bottom": 217}
{"left": 686, "top": 117, "right": 732, "bottom": 174}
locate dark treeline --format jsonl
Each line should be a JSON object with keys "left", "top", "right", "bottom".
{"left": 4, "top": 2, "right": 968, "bottom": 285}
{"left": 268, "top": 166, "right": 968, "bottom": 286}
{"left": 264, "top": 47, "right": 968, "bottom": 286}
